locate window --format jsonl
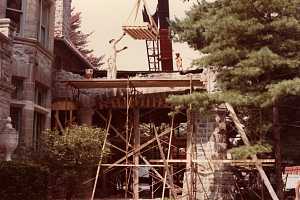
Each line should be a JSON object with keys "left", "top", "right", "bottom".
{"left": 6, "top": 0, "right": 23, "bottom": 34}
{"left": 33, "top": 111, "right": 45, "bottom": 151}
{"left": 34, "top": 83, "right": 48, "bottom": 107}
{"left": 10, "top": 107, "right": 22, "bottom": 133}
{"left": 38, "top": 0, "right": 50, "bottom": 48}
{"left": 11, "top": 76, "right": 24, "bottom": 100}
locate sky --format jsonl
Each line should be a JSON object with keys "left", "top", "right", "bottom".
{"left": 72, "top": 0, "right": 201, "bottom": 71}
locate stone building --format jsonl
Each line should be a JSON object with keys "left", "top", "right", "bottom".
{"left": 0, "top": 0, "right": 92, "bottom": 153}
{"left": 0, "top": 0, "right": 55, "bottom": 150}
{"left": 0, "top": 18, "right": 14, "bottom": 127}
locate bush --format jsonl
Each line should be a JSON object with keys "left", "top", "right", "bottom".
{"left": 0, "top": 161, "right": 48, "bottom": 200}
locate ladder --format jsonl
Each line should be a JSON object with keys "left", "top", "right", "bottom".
{"left": 146, "top": 40, "right": 160, "bottom": 71}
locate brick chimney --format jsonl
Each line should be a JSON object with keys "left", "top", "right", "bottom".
{"left": 55, "top": 0, "right": 72, "bottom": 38}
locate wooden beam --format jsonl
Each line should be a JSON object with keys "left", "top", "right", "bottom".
{"left": 55, "top": 111, "right": 64, "bottom": 132}
{"left": 273, "top": 104, "right": 284, "bottom": 200}
{"left": 133, "top": 108, "right": 140, "bottom": 200}
{"left": 65, "top": 79, "right": 205, "bottom": 89}
{"left": 162, "top": 116, "right": 177, "bottom": 199}
{"left": 149, "top": 159, "right": 275, "bottom": 164}
{"left": 140, "top": 156, "right": 181, "bottom": 191}
{"left": 95, "top": 110, "right": 133, "bottom": 148}
{"left": 90, "top": 111, "right": 112, "bottom": 200}
{"left": 153, "top": 126, "right": 177, "bottom": 199}
{"left": 185, "top": 109, "right": 194, "bottom": 199}
{"left": 100, "top": 164, "right": 164, "bottom": 167}
{"left": 225, "top": 103, "right": 279, "bottom": 200}
{"left": 104, "top": 125, "right": 180, "bottom": 172}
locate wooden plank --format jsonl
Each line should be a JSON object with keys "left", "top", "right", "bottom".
{"left": 104, "top": 125, "right": 180, "bottom": 172}
{"left": 100, "top": 164, "right": 164, "bottom": 167}
{"left": 149, "top": 159, "right": 275, "bottom": 164}
{"left": 65, "top": 79, "right": 205, "bottom": 89}
{"left": 225, "top": 103, "right": 279, "bottom": 200}
{"left": 95, "top": 110, "right": 133, "bottom": 148}
{"left": 133, "top": 109, "right": 140, "bottom": 200}
{"left": 162, "top": 117, "right": 176, "bottom": 199}
{"left": 90, "top": 111, "right": 112, "bottom": 200}
{"left": 140, "top": 156, "right": 181, "bottom": 191}
{"left": 55, "top": 111, "right": 64, "bottom": 132}
{"left": 153, "top": 126, "right": 177, "bottom": 199}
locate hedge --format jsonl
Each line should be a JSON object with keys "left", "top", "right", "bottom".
{"left": 0, "top": 161, "right": 49, "bottom": 200}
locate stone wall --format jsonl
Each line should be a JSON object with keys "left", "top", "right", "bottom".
{"left": 4, "top": 0, "right": 56, "bottom": 147}
{"left": 0, "top": 19, "right": 14, "bottom": 126}
{"left": 53, "top": 70, "right": 98, "bottom": 125}
{"left": 193, "top": 111, "right": 234, "bottom": 200}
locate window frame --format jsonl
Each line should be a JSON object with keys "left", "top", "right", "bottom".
{"left": 33, "top": 111, "right": 45, "bottom": 151}
{"left": 11, "top": 76, "right": 24, "bottom": 100}
{"left": 38, "top": 0, "right": 50, "bottom": 48}
{"left": 34, "top": 82, "right": 48, "bottom": 107}
{"left": 5, "top": 0, "right": 25, "bottom": 35}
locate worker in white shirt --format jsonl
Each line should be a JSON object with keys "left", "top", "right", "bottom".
{"left": 175, "top": 53, "right": 183, "bottom": 71}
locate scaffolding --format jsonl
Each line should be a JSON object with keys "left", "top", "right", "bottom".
{"left": 63, "top": 77, "right": 277, "bottom": 200}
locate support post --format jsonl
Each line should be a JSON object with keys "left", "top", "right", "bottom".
{"left": 186, "top": 109, "right": 194, "bottom": 199}
{"left": 273, "top": 104, "right": 283, "bottom": 200}
{"left": 133, "top": 108, "right": 140, "bottom": 200}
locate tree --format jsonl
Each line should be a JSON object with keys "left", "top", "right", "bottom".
{"left": 170, "top": 0, "right": 300, "bottom": 198}
{"left": 39, "top": 126, "right": 109, "bottom": 200}
{"left": 70, "top": 9, "right": 104, "bottom": 68}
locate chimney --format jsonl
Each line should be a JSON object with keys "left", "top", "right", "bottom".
{"left": 55, "top": 0, "right": 72, "bottom": 38}
{"left": 158, "top": 0, "right": 173, "bottom": 72}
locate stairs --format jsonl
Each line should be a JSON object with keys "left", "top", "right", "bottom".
{"left": 146, "top": 40, "right": 160, "bottom": 71}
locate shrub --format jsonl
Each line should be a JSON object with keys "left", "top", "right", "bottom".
{"left": 0, "top": 161, "right": 48, "bottom": 200}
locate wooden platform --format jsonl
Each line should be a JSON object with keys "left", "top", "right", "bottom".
{"left": 123, "top": 24, "right": 158, "bottom": 40}
{"left": 64, "top": 79, "right": 204, "bottom": 89}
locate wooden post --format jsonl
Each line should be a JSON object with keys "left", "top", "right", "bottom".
{"left": 273, "top": 104, "right": 283, "bottom": 200}
{"left": 133, "top": 108, "right": 140, "bottom": 200}
{"left": 90, "top": 111, "right": 112, "bottom": 200}
{"left": 186, "top": 109, "right": 194, "bottom": 199}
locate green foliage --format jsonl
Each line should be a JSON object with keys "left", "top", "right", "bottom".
{"left": 39, "top": 125, "right": 109, "bottom": 199}
{"left": 229, "top": 143, "right": 272, "bottom": 159}
{"left": 0, "top": 161, "right": 48, "bottom": 200}
{"left": 170, "top": 0, "right": 300, "bottom": 144}
{"left": 172, "top": 0, "right": 300, "bottom": 105}
{"left": 41, "top": 125, "right": 109, "bottom": 166}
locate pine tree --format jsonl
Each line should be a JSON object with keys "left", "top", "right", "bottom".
{"left": 70, "top": 8, "right": 104, "bottom": 68}
{"left": 170, "top": 1, "right": 300, "bottom": 198}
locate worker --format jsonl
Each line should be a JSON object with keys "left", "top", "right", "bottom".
{"left": 175, "top": 53, "right": 183, "bottom": 71}
{"left": 107, "top": 32, "right": 128, "bottom": 79}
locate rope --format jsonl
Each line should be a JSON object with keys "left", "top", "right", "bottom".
{"left": 124, "top": 0, "right": 158, "bottom": 33}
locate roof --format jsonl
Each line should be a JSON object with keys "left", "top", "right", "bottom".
{"left": 54, "top": 37, "right": 94, "bottom": 69}
{"left": 63, "top": 78, "right": 205, "bottom": 89}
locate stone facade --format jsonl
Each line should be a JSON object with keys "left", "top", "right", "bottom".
{"left": 0, "top": 19, "right": 14, "bottom": 125}
{"left": 0, "top": 0, "right": 61, "bottom": 150}
{"left": 194, "top": 111, "right": 234, "bottom": 200}
{"left": 55, "top": 0, "right": 72, "bottom": 38}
